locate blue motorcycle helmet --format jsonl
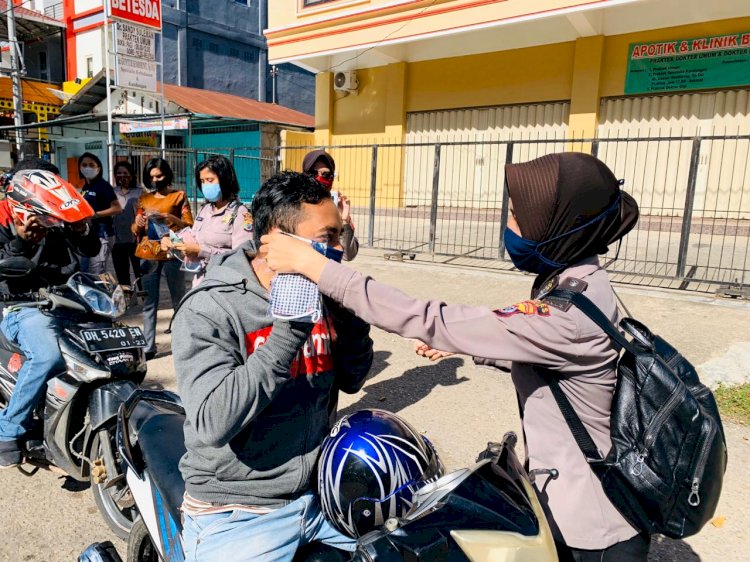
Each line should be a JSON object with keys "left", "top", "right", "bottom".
{"left": 317, "top": 409, "right": 444, "bottom": 538}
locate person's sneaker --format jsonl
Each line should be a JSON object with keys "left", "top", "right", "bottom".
{"left": 0, "top": 440, "right": 21, "bottom": 469}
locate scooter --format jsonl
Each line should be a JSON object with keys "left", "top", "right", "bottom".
{"left": 79, "top": 387, "right": 559, "bottom": 562}
{"left": 0, "top": 257, "right": 148, "bottom": 540}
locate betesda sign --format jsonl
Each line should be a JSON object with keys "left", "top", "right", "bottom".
{"left": 109, "top": 0, "right": 162, "bottom": 31}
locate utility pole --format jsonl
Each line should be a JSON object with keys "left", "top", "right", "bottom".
{"left": 270, "top": 65, "right": 278, "bottom": 104}
{"left": 7, "top": 2, "right": 25, "bottom": 160}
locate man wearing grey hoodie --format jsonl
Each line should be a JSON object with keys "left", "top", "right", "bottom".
{"left": 172, "top": 172, "right": 373, "bottom": 561}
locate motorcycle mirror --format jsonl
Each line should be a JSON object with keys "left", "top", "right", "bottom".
{"left": 0, "top": 256, "right": 35, "bottom": 278}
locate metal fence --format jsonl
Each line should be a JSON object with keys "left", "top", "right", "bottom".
{"left": 114, "top": 145, "right": 277, "bottom": 206}
{"left": 115, "top": 134, "right": 750, "bottom": 293}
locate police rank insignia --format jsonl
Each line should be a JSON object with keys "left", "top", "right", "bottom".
{"left": 495, "top": 300, "right": 551, "bottom": 318}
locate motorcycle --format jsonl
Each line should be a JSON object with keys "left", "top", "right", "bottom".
{"left": 79, "top": 387, "right": 559, "bottom": 562}
{"left": 0, "top": 257, "right": 148, "bottom": 540}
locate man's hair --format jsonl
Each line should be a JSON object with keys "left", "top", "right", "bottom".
{"left": 142, "top": 157, "right": 174, "bottom": 189}
{"left": 195, "top": 155, "right": 240, "bottom": 200}
{"left": 251, "top": 171, "right": 330, "bottom": 244}
{"left": 11, "top": 157, "right": 60, "bottom": 175}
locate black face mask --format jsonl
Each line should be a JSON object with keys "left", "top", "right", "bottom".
{"left": 152, "top": 179, "right": 169, "bottom": 190}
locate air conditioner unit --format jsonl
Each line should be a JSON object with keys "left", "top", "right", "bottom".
{"left": 333, "top": 70, "right": 358, "bottom": 94}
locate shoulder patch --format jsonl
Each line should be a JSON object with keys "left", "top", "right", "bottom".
{"left": 543, "top": 277, "right": 589, "bottom": 312}
{"left": 494, "top": 300, "right": 551, "bottom": 318}
{"left": 243, "top": 214, "right": 253, "bottom": 232}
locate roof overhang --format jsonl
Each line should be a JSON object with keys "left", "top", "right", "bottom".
{"left": 268, "top": 0, "right": 750, "bottom": 73}
{"left": 0, "top": 2, "right": 64, "bottom": 42}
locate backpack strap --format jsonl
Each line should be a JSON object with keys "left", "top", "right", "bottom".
{"left": 545, "top": 288, "right": 637, "bottom": 354}
{"left": 541, "top": 371, "right": 607, "bottom": 469}
{"left": 539, "top": 287, "right": 637, "bottom": 472}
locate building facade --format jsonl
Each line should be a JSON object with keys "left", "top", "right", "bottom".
{"left": 63, "top": 0, "right": 315, "bottom": 114}
{"left": 266, "top": 0, "right": 750, "bottom": 216}
{"left": 266, "top": 0, "right": 750, "bottom": 289}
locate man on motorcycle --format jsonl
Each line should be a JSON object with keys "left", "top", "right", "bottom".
{"left": 0, "top": 158, "right": 100, "bottom": 468}
{"left": 171, "top": 171, "right": 373, "bottom": 561}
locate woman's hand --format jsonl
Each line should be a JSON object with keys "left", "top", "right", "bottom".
{"left": 160, "top": 237, "right": 173, "bottom": 252}
{"left": 134, "top": 214, "right": 148, "bottom": 229}
{"left": 413, "top": 340, "right": 454, "bottom": 361}
{"left": 259, "top": 232, "right": 328, "bottom": 282}
{"left": 338, "top": 194, "right": 351, "bottom": 223}
{"left": 173, "top": 241, "right": 201, "bottom": 257}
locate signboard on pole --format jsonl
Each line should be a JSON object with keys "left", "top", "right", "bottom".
{"left": 109, "top": 0, "right": 162, "bottom": 31}
{"left": 625, "top": 32, "right": 750, "bottom": 94}
{"left": 117, "top": 56, "right": 158, "bottom": 92}
{"left": 119, "top": 118, "right": 189, "bottom": 134}
{"left": 116, "top": 22, "right": 155, "bottom": 61}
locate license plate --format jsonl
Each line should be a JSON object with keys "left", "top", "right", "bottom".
{"left": 79, "top": 327, "right": 147, "bottom": 352}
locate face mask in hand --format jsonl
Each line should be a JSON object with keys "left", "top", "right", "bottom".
{"left": 269, "top": 274, "right": 322, "bottom": 324}
{"left": 201, "top": 183, "right": 222, "bottom": 202}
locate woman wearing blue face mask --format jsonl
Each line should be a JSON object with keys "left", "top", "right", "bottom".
{"left": 261, "top": 153, "right": 647, "bottom": 561}
{"left": 162, "top": 155, "right": 253, "bottom": 287}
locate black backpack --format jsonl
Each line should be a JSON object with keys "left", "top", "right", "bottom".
{"left": 541, "top": 287, "right": 727, "bottom": 539}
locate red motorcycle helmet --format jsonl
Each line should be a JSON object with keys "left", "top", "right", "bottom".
{"left": 4, "top": 169, "right": 95, "bottom": 226}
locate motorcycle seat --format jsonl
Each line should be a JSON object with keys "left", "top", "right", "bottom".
{"left": 137, "top": 409, "right": 187, "bottom": 527}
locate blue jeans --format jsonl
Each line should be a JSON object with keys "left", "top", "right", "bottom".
{"left": 0, "top": 308, "right": 65, "bottom": 441}
{"left": 141, "top": 259, "right": 186, "bottom": 354}
{"left": 181, "top": 491, "right": 355, "bottom": 562}
{"left": 80, "top": 235, "right": 115, "bottom": 275}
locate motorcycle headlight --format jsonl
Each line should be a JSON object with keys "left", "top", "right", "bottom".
{"left": 79, "top": 285, "right": 126, "bottom": 318}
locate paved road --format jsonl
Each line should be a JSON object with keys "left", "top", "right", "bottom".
{"left": 1, "top": 252, "right": 748, "bottom": 561}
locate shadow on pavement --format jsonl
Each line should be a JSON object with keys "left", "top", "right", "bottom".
{"left": 340, "top": 356, "right": 468, "bottom": 417}
{"left": 60, "top": 476, "right": 90, "bottom": 492}
{"left": 648, "top": 535, "right": 701, "bottom": 561}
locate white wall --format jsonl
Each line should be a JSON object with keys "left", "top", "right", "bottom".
{"left": 75, "top": 0, "right": 104, "bottom": 12}
{"left": 76, "top": 27, "right": 104, "bottom": 78}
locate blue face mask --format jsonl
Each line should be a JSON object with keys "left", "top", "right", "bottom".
{"left": 284, "top": 233, "right": 344, "bottom": 263}
{"left": 503, "top": 227, "right": 566, "bottom": 276}
{"left": 201, "top": 183, "right": 222, "bottom": 202}
{"left": 503, "top": 194, "right": 623, "bottom": 276}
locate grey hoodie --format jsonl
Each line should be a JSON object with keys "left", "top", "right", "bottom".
{"left": 171, "top": 240, "right": 373, "bottom": 507}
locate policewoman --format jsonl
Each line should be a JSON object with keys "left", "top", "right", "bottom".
{"left": 162, "top": 155, "right": 253, "bottom": 287}
{"left": 260, "top": 153, "right": 648, "bottom": 562}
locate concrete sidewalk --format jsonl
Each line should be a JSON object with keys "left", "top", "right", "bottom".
{"left": 2, "top": 251, "right": 746, "bottom": 561}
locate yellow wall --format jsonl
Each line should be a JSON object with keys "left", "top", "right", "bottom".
{"left": 281, "top": 15, "right": 750, "bottom": 207}
{"left": 279, "top": 129, "right": 315, "bottom": 172}
{"left": 406, "top": 43, "right": 575, "bottom": 113}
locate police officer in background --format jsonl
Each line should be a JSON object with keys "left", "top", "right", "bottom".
{"left": 261, "top": 152, "right": 649, "bottom": 561}
{"left": 161, "top": 155, "right": 253, "bottom": 287}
